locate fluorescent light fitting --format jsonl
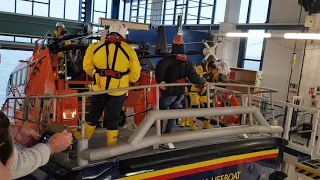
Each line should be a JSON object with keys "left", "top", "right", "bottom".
{"left": 284, "top": 33, "right": 320, "bottom": 40}
{"left": 226, "top": 32, "right": 271, "bottom": 38}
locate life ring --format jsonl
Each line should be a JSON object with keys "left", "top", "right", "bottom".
{"left": 215, "top": 93, "right": 240, "bottom": 124}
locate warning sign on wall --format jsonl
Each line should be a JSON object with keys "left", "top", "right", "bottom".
{"left": 309, "top": 87, "right": 315, "bottom": 95}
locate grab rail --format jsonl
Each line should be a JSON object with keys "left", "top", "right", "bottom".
{"left": 79, "top": 106, "right": 283, "bottom": 164}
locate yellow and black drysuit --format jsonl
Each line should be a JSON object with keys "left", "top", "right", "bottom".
{"left": 189, "top": 61, "right": 216, "bottom": 130}
{"left": 54, "top": 29, "right": 67, "bottom": 39}
{"left": 180, "top": 86, "right": 191, "bottom": 127}
{"left": 74, "top": 36, "right": 141, "bottom": 146}
{"left": 53, "top": 29, "right": 69, "bottom": 73}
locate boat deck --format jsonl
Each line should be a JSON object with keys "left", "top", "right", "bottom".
{"left": 49, "top": 123, "right": 269, "bottom": 171}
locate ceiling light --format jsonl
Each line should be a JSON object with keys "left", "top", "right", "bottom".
{"left": 284, "top": 33, "right": 320, "bottom": 40}
{"left": 226, "top": 32, "right": 271, "bottom": 38}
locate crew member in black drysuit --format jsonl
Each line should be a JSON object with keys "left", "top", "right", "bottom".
{"left": 155, "top": 34, "right": 207, "bottom": 134}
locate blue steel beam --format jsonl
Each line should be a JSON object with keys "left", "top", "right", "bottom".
{"left": 84, "top": 0, "right": 93, "bottom": 23}
{"left": 112, "top": 0, "right": 120, "bottom": 19}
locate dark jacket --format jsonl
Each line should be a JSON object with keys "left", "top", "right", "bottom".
{"left": 155, "top": 55, "right": 206, "bottom": 96}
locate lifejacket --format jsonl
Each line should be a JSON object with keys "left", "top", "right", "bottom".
{"left": 170, "top": 54, "right": 188, "bottom": 83}
{"left": 93, "top": 36, "right": 130, "bottom": 90}
{"left": 54, "top": 29, "right": 67, "bottom": 39}
{"left": 215, "top": 93, "right": 240, "bottom": 124}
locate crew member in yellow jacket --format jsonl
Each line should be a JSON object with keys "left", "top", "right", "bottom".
{"left": 54, "top": 22, "right": 67, "bottom": 39}
{"left": 189, "top": 61, "right": 217, "bottom": 130}
{"left": 54, "top": 22, "right": 69, "bottom": 73}
{"left": 74, "top": 21, "right": 141, "bottom": 146}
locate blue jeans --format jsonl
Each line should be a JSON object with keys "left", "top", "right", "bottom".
{"left": 160, "top": 95, "right": 185, "bottom": 133}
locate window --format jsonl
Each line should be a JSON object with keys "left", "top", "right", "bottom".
{"left": 238, "top": 0, "right": 270, "bottom": 71}
{"left": 93, "top": 12, "right": 105, "bottom": 23}
{"left": 184, "top": 0, "right": 226, "bottom": 25}
{"left": 95, "top": 0, "right": 107, "bottom": 12}
{"left": 32, "top": 38, "right": 39, "bottom": 43}
{"left": 138, "top": 0, "right": 146, "bottom": 23}
{"left": 163, "top": 0, "right": 175, "bottom": 25}
{"left": 238, "top": 0, "right": 249, "bottom": 23}
{"left": 15, "top": 37, "right": 32, "bottom": 43}
{"left": 243, "top": 60, "right": 260, "bottom": 71}
{"left": 119, "top": 0, "right": 124, "bottom": 20}
{"left": 6, "top": 79, "right": 10, "bottom": 96}
{"left": 0, "top": 0, "right": 15, "bottom": 12}
{"left": 92, "top": 0, "right": 112, "bottom": 23}
{"left": 0, "top": 0, "right": 79, "bottom": 20}
{"left": 65, "top": 0, "right": 80, "bottom": 20}
{"left": 0, "top": 36, "right": 14, "bottom": 41}
{"left": 33, "top": 2, "right": 49, "bottom": 17}
{"left": 214, "top": 0, "right": 227, "bottom": 24}
{"left": 249, "top": 0, "right": 269, "bottom": 23}
{"left": 17, "top": 70, "right": 21, "bottom": 86}
{"left": 50, "top": 0, "right": 64, "bottom": 18}
{"left": 239, "top": 29, "right": 265, "bottom": 71}
{"left": 16, "top": 0, "right": 32, "bottom": 15}
{"left": 174, "top": 0, "right": 186, "bottom": 25}
{"left": 186, "top": 0, "right": 199, "bottom": 24}
{"left": 146, "top": 1, "right": 151, "bottom": 24}
{"left": 107, "top": 0, "right": 112, "bottom": 18}
{"left": 21, "top": 68, "right": 26, "bottom": 85}
{"left": 12, "top": 72, "right": 17, "bottom": 87}
{"left": 131, "top": 0, "right": 138, "bottom": 22}
{"left": 0, "top": 50, "right": 32, "bottom": 104}
{"left": 199, "top": 0, "right": 214, "bottom": 24}
{"left": 238, "top": 0, "right": 270, "bottom": 24}
{"left": 245, "top": 30, "right": 264, "bottom": 60}
{"left": 124, "top": 0, "right": 130, "bottom": 21}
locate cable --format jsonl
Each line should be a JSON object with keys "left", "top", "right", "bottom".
{"left": 286, "top": 5, "right": 303, "bottom": 102}
{"left": 126, "top": 108, "right": 153, "bottom": 118}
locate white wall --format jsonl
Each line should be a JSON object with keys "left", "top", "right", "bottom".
{"left": 261, "top": 0, "right": 308, "bottom": 101}
{"left": 299, "top": 42, "right": 320, "bottom": 107}
{"left": 268, "top": 0, "right": 307, "bottom": 23}
{"left": 262, "top": 31, "right": 305, "bottom": 101}
{"left": 294, "top": 11, "right": 320, "bottom": 108}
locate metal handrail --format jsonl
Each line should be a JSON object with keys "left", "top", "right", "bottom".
{"left": 79, "top": 106, "right": 283, "bottom": 163}
{"left": 5, "top": 83, "right": 279, "bottom": 134}
{"left": 5, "top": 83, "right": 278, "bottom": 99}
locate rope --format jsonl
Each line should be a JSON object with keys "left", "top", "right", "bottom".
{"left": 125, "top": 108, "right": 153, "bottom": 118}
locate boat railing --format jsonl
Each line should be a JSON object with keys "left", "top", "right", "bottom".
{"left": 5, "top": 82, "right": 278, "bottom": 133}
{"left": 3, "top": 83, "right": 320, "bottom": 164}
{"left": 79, "top": 106, "right": 283, "bottom": 165}
{"left": 251, "top": 95, "right": 319, "bottom": 158}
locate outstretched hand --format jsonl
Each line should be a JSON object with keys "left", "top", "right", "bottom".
{"left": 11, "top": 125, "right": 40, "bottom": 147}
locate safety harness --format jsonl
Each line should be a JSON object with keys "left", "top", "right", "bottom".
{"left": 93, "top": 36, "right": 130, "bottom": 89}
{"left": 170, "top": 54, "right": 188, "bottom": 83}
